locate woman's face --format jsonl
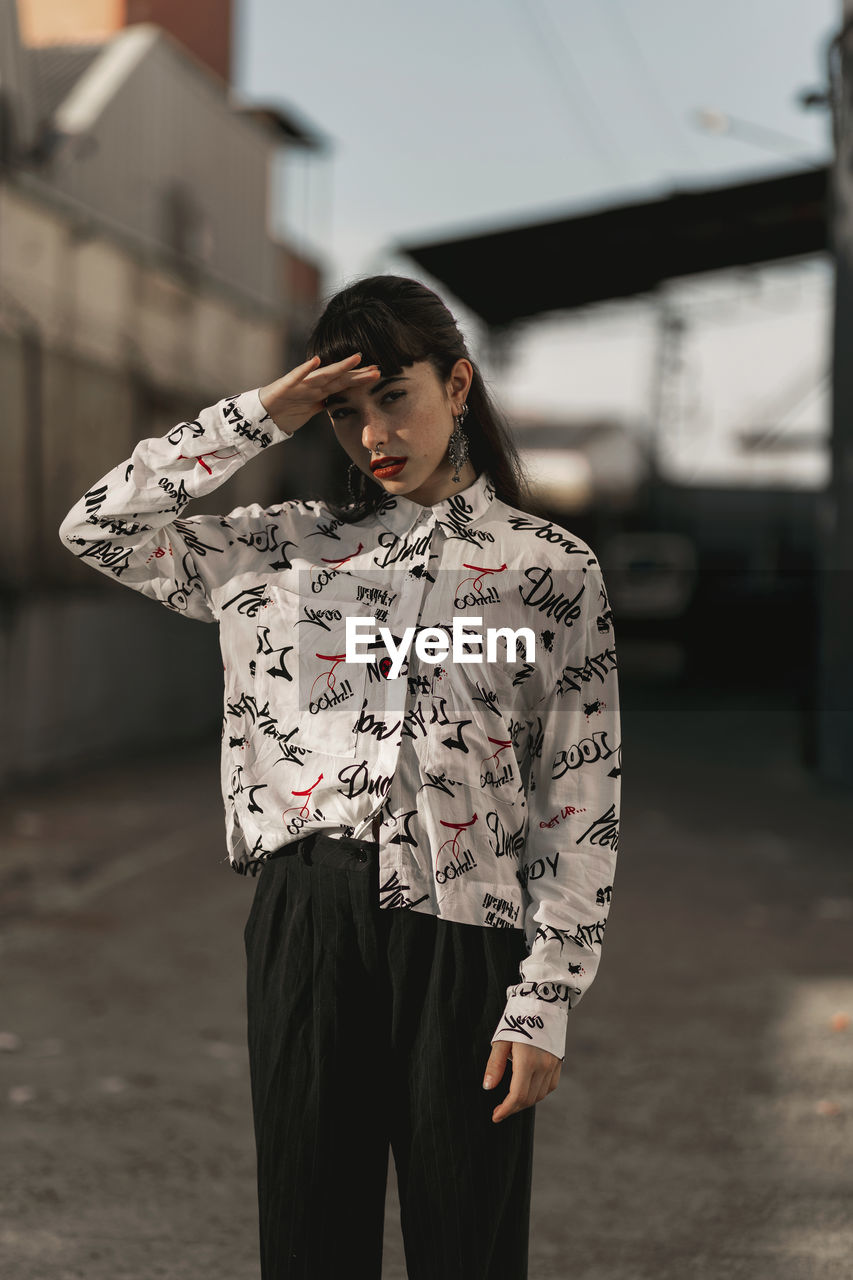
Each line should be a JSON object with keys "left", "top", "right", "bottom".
{"left": 323, "top": 357, "right": 476, "bottom": 506}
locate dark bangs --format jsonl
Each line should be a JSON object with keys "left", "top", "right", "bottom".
{"left": 306, "top": 295, "right": 444, "bottom": 379}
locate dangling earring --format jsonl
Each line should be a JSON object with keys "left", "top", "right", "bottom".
{"left": 447, "top": 403, "right": 470, "bottom": 483}
{"left": 347, "top": 462, "right": 365, "bottom": 502}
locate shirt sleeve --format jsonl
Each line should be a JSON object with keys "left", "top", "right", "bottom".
{"left": 58, "top": 388, "right": 295, "bottom": 623}
{"left": 490, "top": 555, "right": 621, "bottom": 1061}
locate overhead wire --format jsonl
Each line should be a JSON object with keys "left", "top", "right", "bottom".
{"left": 512, "top": 0, "right": 629, "bottom": 180}
{"left": 597, "top": 0, "right": 703, "bottom": 166}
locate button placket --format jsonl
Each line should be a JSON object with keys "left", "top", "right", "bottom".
{"left": 351, "top": 521, "right": 435, "bottom": 842}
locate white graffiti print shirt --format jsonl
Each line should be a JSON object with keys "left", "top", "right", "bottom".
{"left": 59, "top": 388, "right": 622, "bottom": 1061}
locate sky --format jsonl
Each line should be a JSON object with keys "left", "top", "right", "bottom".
{"left": 233, "top": 0, "right": 839, "bottom": 487}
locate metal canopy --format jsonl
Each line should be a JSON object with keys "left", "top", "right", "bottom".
{"left": 397, "top": 166, "right": 829, "bottom": 328}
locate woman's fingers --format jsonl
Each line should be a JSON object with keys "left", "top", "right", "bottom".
{"left": 258, "top": 352, "right": 382, "bottom": 434}
{"left": 284, "top": 351, "right": 361, "bottom": 389}
{"left": 307, "top": 362, "right": 381, "bottom": 390}
{"left": 305, "top": 367, "right": 382, "bottom": 401}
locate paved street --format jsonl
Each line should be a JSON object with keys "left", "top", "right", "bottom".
{"left": 1, "top": 663, "right": 851, "bottom": 1279}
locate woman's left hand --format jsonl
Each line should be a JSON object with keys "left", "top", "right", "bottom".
{"left": 483, "top": 1041, "right": 562, "bottom": 1124}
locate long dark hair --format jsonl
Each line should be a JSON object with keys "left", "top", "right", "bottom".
{"left": 304, "top": 274, "right": 541, "bottom": 523}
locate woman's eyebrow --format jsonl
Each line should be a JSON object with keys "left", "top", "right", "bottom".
{"left": 325, "top": 374, "right": 408, "bottom": 407}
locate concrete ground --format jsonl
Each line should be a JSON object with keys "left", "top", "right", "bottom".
{"left": 1, "top": 652, "right": 851, "bottom": 1279}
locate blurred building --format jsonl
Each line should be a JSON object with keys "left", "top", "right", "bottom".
{"left": 0, "top": 0, "right": 328, "bottom": 785}
{"left": 512, "top": 411, "right": 649, "bottom": 517}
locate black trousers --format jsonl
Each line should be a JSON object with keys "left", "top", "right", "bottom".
{"left": 244, "top": 831, "right": 536, "bottom": 1280}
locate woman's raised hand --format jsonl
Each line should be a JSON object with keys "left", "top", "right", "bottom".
{"left": 258, "top": 353, "right": 381, "bottom": 437}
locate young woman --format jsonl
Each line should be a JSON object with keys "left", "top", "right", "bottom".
{"left": 59, "top": 274, "right": 621, "bottom": 1280}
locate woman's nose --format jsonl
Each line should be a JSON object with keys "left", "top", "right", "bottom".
{"left": 361, "top": 417, "right": 387, "bottom": 453}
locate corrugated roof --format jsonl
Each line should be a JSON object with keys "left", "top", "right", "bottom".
{"left": 26, "top": 43, "right": 106, "bottom": 121}
{"left": 398, "top": 166, "right": 829, "bottom": 328}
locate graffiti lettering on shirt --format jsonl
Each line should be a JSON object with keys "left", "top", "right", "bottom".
{"left": 417, "top": 771, "right": 460, "bottom": 796}
{"left": 504, "top": 516, "right": 588, "bottom": 557}
{"left": 538, "top": 804, "right": 587, "bottom": 827}
{"left": 511, "top": 661, "right": 537, "bottom": 690}
{"left": 379, "top": 869, "right": 429, "bottom": 910}
{"left": 552, "top": 728, "right": 618, "bottom": 780}
{"left": 498, "top": 1013, "right": 545, "bottom": 1038}
{"left": 506, "top": 716, "right": 527, "bottom": 751}
{"left": 480, "top": 761, "right": 516, "bottom": 789}
{"left": 306, "top": 515, "right": 345, "bottom": 542}
{"left": 310, "top": 566, "right": 344, "bottom": 593}
{"left": 596, "top": 883, "right": 614, "bottom": 906}
{"left": 282, "top": 808, "right": 322, "bottom": 838}
{"left": 298, "top": 605, "right": 342, "bottom": 630}
{"left": 485, "top": 911, "right": 516, "bottom": 929}
{"left": 554, "top": 647, "right": 618, "bottom": 696}
{"left": 90, "top": 515, "right": 150, "bottom": 537}
{"left": 235, "top": 522, "right": 282, "bottom": 554}
{"left": 401, "top": 699, "right": 428, "bottom": 741}
{"left": 568, "top": 918, "right": 607, "bottom": 950}
{"left": 230, "top": 420, "right": 274, "bottom": 448}
{"left": 482, "top": 892, "right": 520, "bottom": 924}
{"left": 166, "top": 418, "right": 205, "bottom": 446}
{"left": 221, "top": 585, "right": 269, "bottom": 617}
{"left": 435, "top": 494, "right": 497, "bottom": 544}
{"left": 172, "top": 518, "right": 223, "bottom": 559}
{"left": 516, "top": 851, "right": 560, "bottom": 889}
{"left": 256, "top": 628, "right": 295, "bottom": 681}
{"left": 454, "top": 584, "right": 502, "bottom": 609}
{"left": 163, "top": 586, "right": 190, "bottom": 614}
{"left": 354, "top": 698, "right": 404, "bottom": 742}
{"left": 309, "top": 678, "right": 355, "bottom": 716}
{"left": 533, "top": 922, "right": 576, "bottom": 952}
{"left": 157, "top": 475, "right": 190, "bottom": 510}
{"left": 577, "top": 803, "right": 619, "bottom": 852}
{"left": 83, "top": 483, "right": 109, "bottom": 517}
{"left": 485, "top": 811, "right": 526, "bottom": 861}
{"left": 226, "top": 691, "right": 264, "bottom": 722}
{"left": 374, "top": 528, "right": 433, "bottom": 569}
{"left": 509, "top": 980, "right": 572, "bottom": 1004}
{"left": 471, "top": 682, "right": 501, "bottom": 716}
{"left": 519, "top": 566, "right": 586, "bottom": 628}
{"left": 526, "top": 716, "right": 545, "bottom": 767}
{"left": 428, "top": 697, "right": 473, "bottom": 755}
{"left": 407, "top": 673, "right": 432, "bottom": 695}
{"left": 355, "top": 584, "right": 395, "bottom": 609}
{"left": 337, "top": 760, "right": 393, "bottom": 802}
{"left": 228, "top": 764, "right": 267, "bottom": 815}
{"left": 70, "top": 538, "right": 133, "bottom": 577}
{"left": 435, "top": 845, "right": 478, "bottom": 883}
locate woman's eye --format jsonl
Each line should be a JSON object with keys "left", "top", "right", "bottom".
{"left": 331, "top": 390, "right": 406, "bottom": 421}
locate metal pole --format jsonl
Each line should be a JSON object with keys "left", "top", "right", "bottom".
{"left": 817, "top": 2, "right": 853, "bottom": 784}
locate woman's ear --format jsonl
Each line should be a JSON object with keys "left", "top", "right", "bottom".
{"left": 448, "top": 357, "right": 474, "bottom": 403}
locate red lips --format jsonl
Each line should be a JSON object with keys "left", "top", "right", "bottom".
{"left": 370, "top": 456, "right": 407, "bottom": 471}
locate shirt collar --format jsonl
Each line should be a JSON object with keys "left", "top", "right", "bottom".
{"left": 373, "top": 469, "right": 496, "bottom": 540}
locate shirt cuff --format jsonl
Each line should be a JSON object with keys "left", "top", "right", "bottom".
{"left": 491, "top": 985, "right": 569, "bottom": 1062}
{"left": 218, "top": 387, "right": 296, "bottom": 449}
